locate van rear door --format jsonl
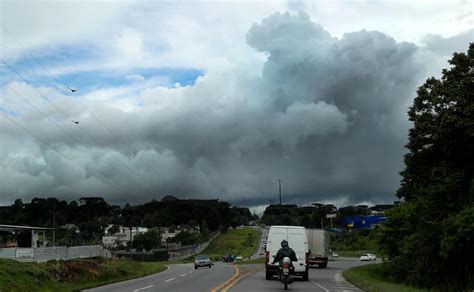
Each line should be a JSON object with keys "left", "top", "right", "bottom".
{"left": 269, "top": 229, "right": 286, "bottom": 263}
{"left": 288, "top": 229, "right": 307, "bottom": 272}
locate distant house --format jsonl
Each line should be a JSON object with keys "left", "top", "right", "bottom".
{"left": 102, "top": 225, "right": 148, "bottom": 247}
{"left": 79, "top": 197, "right": 105, "bottom": 205}
{"left": 179, "top": 224, "right": 200, "bottom": 233}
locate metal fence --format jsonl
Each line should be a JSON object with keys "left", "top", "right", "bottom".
{"left": 0, "top": 245, "right": 110, "bottom": 262}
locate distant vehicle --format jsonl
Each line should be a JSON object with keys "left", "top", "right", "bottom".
{"left": 306, "top": 229, "right": 329, "bottom": 268}
{"left": 235, "top": 255, "right": 243, "bottom": 260}
{"left": 223, "top": 255, "right": 234, "bottom": 262}
{"left": 194, "top": 254, "right": 212, "bottom": 269}
{"left": 331, "top": 252, "right": 339, "bottom": 258}
{"left": 360, "top": 253, "right": 376, "bottom": 261}
{"left": 265, "top": 225, "right": 309, "bottom": 281}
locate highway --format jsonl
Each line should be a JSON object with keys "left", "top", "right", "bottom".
{"left": 230, "top": 258, "right": 374, "bottom": 292}
{"left": 84, "top": 262, "right": 235, "bottom": 292}
{"left": 85, "top": 258, "right": 373, "bottom": 292}
{"left": 85, "top": 226, "right": 374, "bottom": 292}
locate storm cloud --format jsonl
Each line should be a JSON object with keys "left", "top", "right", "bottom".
{"left": 0, "top": 11, "right": 466, "bottom": 206}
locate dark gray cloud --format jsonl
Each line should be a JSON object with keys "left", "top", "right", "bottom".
{"left": 0, "top": 11, "right": 465, "bottom": 207}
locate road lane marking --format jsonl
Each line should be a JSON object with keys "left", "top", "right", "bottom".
{"left": 133, "top": 285, "right": 154, "bottom": 292}
{"left": 165, "top": 277, "right": 176, "bottom": 282}
{"left": 211, "top": 265, "right": 240, "bottom": 292}
{"left": 335, "top": 272, "right": 344, "bottom": 281}
{"left": 222, "top": 272, "right": 250, "bottom": 292}
{"left": 189, "top": 270, "right": 194, "bottom": 274}
{"left": 180, "top": 273, "right": 187, "bottom": 277}
{"left": 313, "top": 281, "right": 330, "bottom": 292}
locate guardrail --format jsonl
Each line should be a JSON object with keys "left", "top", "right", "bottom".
{"left": 0, "top": 245, "right": 110, "bottom": 262}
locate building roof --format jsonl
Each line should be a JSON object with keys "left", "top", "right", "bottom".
{"left": 0, "top": 224, "right": 55, "bottom": 232}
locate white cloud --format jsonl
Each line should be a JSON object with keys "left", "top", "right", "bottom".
{"left": 0, "top": 2, "right": 472, "bottom": 206}
{"left": 125, "top": 74, "right": 145, "bottom": 82}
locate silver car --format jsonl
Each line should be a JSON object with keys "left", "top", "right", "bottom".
{"left": 194, "top": 254, "right": 213, "bottom": 269}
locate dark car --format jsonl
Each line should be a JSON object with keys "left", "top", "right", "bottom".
{"left": 194, "top": 254, "right": 212, "bottom": 269}
{"left": 223, "top": 254, "right": 234, "bottom": 262}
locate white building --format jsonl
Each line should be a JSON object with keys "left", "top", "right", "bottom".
{"left": 102, "top": 225, "right": 148, "bottom": 247}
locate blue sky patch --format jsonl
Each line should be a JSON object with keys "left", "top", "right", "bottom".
{"left": 3, "top": 44, "right": 204, "bottom": 93}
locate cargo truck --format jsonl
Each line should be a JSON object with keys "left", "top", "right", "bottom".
{"left": 306, "top": 228, "right": 329, "bottom": 268}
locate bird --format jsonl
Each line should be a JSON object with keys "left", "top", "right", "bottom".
{"left": 71, "top": 120, "right": 80, "bottom": 124}
{"left": 67, "top": 86, "right": 78, "bottom": 93}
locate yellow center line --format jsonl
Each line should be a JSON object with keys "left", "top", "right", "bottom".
{"left": 221, "top": 272, "right": 251, "bottom": 292}
{"left": 211, "top": 265, "right": 240, "bottom": 292}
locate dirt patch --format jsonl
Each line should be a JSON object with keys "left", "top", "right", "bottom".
{"left": 47, "top": 258, "right": 105, "bottom": 283}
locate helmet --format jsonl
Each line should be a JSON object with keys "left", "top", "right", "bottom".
{"left": 281, "top": 240, "right": 288, "bottom": 247}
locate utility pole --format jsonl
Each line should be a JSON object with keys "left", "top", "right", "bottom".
{"left": 53, "top": 201, "right": 56, "bottom": 247}
{"left": 276, "top": 179, "right": 282, "bottom": 205}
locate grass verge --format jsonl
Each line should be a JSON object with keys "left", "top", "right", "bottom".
{"left": 343, "top": 263, "right": 428, "bottom": 292}
{"left": 0, "top": 257, "right": 166, "bottom": 292}
{"left": 201, "top": 227, "right": 259, "bottom": 261}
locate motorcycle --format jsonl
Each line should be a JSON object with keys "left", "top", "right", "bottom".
{"left": 279, "top": 257, "right": 294, "bottom": 290}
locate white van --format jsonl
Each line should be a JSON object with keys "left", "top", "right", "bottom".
{"left": 265, "top": 225, "right": 309, "bottom": 281}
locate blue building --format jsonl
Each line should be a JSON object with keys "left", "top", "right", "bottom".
{"left": 341, "top": 215, "right": 387, "bottom": 229}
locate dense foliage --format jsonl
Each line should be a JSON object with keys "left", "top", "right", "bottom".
{"left": 330, "top": 229, "right": 379, "bottom": 253}
{"left": 131, "top": 230, "right": 161, "bottom": 251}
{"left": 379, "top": 43, "right": 474, "bottom": 289}
{"left": 261, "top": 203, "right": 374, "bottom": 227}
{"left": 0, "top": 196, "right": 253, "bottom": 246}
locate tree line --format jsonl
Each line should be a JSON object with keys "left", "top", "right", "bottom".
{"left": 260, "top": 202, "right": 391, "bottom": 228}
{"left": 0, "top": 195, "right": 255, "bottom": 246}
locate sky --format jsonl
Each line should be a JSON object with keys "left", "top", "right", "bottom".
{"left": 0, "top": 0, "right": 473, "bottom": 208}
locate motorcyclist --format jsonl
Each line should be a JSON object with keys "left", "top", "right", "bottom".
{"left": 272, "top": 240, "right": 298, "bottom": 265}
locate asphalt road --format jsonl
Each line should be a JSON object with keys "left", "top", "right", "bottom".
{"left": 84, "top": 258, "right": 376, "bottom": 292}
{"left": 84, "top": 262, "right": 235, "bottom": 292}
{"left": 250, "top": 227, "right": 268, "bottom": 260}
{"left": 230, "top": 258, "right": 377, "bottom": 292}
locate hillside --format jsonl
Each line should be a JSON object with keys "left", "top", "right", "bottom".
{"left": 201, "top": 227, "right": 259, "bottom": 261}
{"left": 0, "top": 257, "right": 166, "bottom": 291}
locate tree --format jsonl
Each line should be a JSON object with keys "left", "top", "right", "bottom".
{"left": 167, "top": 231, "right": 199, "bottom": 245}
{"left": 379, "top": 43, "right": 474, "bottom": 289}
{"left": 132, "top": 230, "right": 161, "bottom": 251}
{"left": 108, "top": 225, "right": 120, "bottom": 235}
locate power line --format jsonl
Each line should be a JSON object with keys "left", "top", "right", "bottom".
{"left": 1, "top": 25, "right": 163, "bottom": 179}
{"left": 1, "top": 58, "right": 145, "bottom": 187}
{"left": 2, "top": 83, "right": 141, "bottom": 188}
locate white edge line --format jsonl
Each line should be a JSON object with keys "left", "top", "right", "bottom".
{"left": 165, "top": 277, "right": 176, "bottom": 282}
{"left": 335, "top": 272, "right": 344, "bottom": 281}
{"left": 189, "top": 270, "right": 194, "bottom": 274}
{"left": 313, "top": 281, "right": 330, "bottom": 292}
{"left": 181, "top": 273, "right": 187, "bottom": 277}
{"left": 133, "top": 285, "right": 154, "bottom": 292}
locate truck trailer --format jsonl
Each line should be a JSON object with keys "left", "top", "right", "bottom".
{"left": 306, "top": 228, "right": 329, "bottom": 268}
